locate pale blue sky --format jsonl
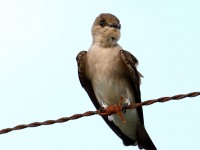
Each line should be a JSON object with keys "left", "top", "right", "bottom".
{"left": 0, "top": 0, "right": 200, "bottom": 150}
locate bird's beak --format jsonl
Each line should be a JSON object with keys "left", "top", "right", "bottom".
{"left": 108, "top": 23, "right": 121, "bottom": 29}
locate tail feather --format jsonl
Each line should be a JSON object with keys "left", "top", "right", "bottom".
{"left": 136, "top": 124, "right": 157, "bottom": 150}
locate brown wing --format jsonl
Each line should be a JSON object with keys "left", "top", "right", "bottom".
{"left": 121, "top": 50, "right": 157, "bottom": 149}
{"left": 120, "top": 50, "right": 144, "bottom": 125}
{"left": 76, "top": 50, "right": 135, "bottom": 146}
{"left": 76, "top": 51, "right": 100, "bottom": 109}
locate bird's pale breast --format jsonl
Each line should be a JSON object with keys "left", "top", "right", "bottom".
{"left": 86, "top": 45, "right": 140, "bottom": 140}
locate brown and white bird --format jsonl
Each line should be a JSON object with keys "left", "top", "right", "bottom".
{"left": 76, "top": 13, "right": 156, "bottom": 150}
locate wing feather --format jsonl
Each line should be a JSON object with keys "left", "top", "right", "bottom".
{"left": 120, "top": 50, "right": 144, "bottom": 125}
{"left": 76, "top": 51, "right": 100, "bottom": 109}
{"left": 120, "top": 50, "right": 156, "bottom": 149}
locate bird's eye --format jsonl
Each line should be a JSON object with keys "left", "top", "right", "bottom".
{"left": 99, "top": 20, "right": 105, "bottom": 26}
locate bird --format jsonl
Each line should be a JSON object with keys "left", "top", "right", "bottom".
{"left": 76, "top": 13, "right": 156, "bottom": 150}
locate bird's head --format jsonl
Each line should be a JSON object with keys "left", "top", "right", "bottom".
{"left": 91, "top": 13, "right": 121, "bottom": 48}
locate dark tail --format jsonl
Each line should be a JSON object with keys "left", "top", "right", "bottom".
{"left": 136, "top": 124, "right": 157, "bottom": 150}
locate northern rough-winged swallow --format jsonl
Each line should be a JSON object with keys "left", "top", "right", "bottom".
{"left": 76, "top": 13, "right": 156, "bottom": 150}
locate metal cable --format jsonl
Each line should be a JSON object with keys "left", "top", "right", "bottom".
{"left": 0, "top": 91, "right": 199, "bottom": 135}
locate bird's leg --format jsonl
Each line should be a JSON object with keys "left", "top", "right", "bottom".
{"left": 99, "top": 99, "right": 127, "bottom": 124}
{"left": 116, "top": 96, "right": 127, "bottom": 124}
{"left": 121, "top": 96, "right": 131, "bottom": 114}
{"left": 99, "top": 100, "right": 108, "bottom": 113}
{"left": 99, "top": 100, "right": 113, "bottom": 122}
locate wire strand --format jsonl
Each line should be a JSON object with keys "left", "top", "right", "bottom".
{"left": 0, "top": 91, "right": 199, "bottom": 135}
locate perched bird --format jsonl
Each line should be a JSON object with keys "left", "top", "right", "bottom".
{"left": 76, "top": 13, "right": 156, "bottom": 150}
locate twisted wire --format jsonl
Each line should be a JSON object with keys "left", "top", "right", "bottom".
{"left": 0, "top": 91, "right": 199, "bottom": 135}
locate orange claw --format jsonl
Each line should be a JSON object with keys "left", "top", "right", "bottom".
{"left": 101, "top": 96, "right": 127, "bottom": 124}
{"left": 117, "top": 96, "right": 126, "bottom": 124}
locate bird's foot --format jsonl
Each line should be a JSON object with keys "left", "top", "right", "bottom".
{"left": 99, "top": 100, "right": 108, "bottom": 112}
{"left": 99, "top": 98, "right": 127, "bottom": 124}
{"left": 116, "top": 96, "right": 127, "bottom": 124}
{"left": 99, "top": 100, "right": 113, "bottom": 121}
{"left": 121, "top": 96, "right": 131, "bottom": 114}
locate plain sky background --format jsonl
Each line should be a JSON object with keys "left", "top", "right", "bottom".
{"left": 0, "top": 0, "right": 200, "bottom": 149}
